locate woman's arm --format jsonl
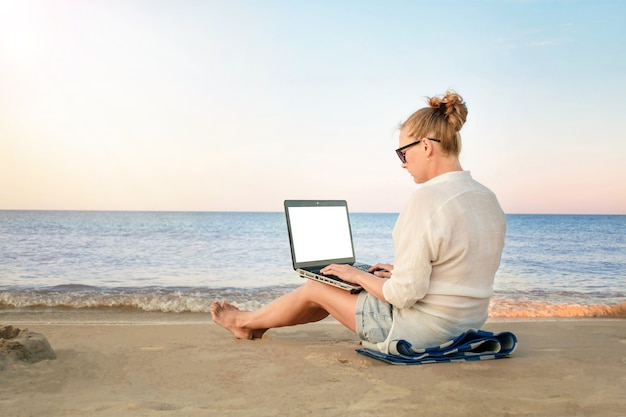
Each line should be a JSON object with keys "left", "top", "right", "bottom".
{"left": 320, "top": 263, "right": 393, "bottom": 302}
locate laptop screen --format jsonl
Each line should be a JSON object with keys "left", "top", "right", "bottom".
{"left": 285, "top": 201, "right": 356, "bottom": 268}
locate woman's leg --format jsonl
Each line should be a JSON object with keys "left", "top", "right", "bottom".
{"left": 211, "top": 280, "right": 359, "bottom": 339}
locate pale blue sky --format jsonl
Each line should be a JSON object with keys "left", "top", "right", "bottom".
{"left": 1, "top": 0, "right": 625, "bottom": 213}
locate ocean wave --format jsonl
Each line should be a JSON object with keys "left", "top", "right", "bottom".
{"left": 489, "top": 300, "right": 626, "bottom": 318}
{"left": 0, "top": 286, "right": 297, "bottom": 313}
{"left": 1, "top": 286, "right": 624, "bottom": 318}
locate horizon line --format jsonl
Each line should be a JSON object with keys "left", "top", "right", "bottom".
{"left": 1, "top": 208, "right": 624, "bottom": 216}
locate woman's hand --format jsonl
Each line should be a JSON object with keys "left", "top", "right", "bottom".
{"left": 320, "top": 264, "right": 363, "bottom": 285}
{"left": 369, "top": 263, "right": 393, "bottom": 278}
{"left": 320, "top": 263, "right": 394, "bottom": 285}
{"left": 321, "top": 263, "right": 391, "bottom": 302}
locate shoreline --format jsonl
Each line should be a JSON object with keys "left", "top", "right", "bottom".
{"left": 3, "top": 307, "right": 626, "bottom": 325}
{"left": 1, "top": 312, "right": 624, "bottom": 416}
{"left": 3, "top": 310, "right": 626, "bottom": 326}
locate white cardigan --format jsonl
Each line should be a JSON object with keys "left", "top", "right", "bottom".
{"left": 371, "top": 171, "right": 506, "bottom": 353}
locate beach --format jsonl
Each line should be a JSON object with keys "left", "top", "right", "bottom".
{"left": 1, "top": 213, "right": 624, "bottom": 415}
{"left": 1, "top": 312, "right": 624, "bottom": 417}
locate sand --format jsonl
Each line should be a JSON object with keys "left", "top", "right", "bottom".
{"left": 0, "top": 312, "right": 624, "bottom": 417}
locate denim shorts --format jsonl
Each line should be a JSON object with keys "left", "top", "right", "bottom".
{"left": 355, "top": 291, "right": 394, "bottom": 344}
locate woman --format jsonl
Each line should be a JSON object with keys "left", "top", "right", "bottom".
{"left": 211, "top": 90, "right": 506, "bottom": 353}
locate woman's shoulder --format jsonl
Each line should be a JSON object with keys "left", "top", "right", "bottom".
{"left": 410, "top": 171, "right": 467, "bottom": 200}
{"left": 421, "top": 171, "right": 496, "bottom": 197}
{"left": 406, "top": 171, "right": 501, "bottom": 216}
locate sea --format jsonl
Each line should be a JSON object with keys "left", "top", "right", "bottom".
{"left": 0, "top": 211, "right": 624, "bottom": 319}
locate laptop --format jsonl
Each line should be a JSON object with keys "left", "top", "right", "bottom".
{"left": 284, "top": 200, "right": 372, "bottom": 294}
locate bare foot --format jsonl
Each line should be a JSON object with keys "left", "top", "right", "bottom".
{"left": 211, "top": 301, "right": 259, "bottom": 340}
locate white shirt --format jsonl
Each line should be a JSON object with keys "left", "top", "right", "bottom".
{"left": 372, "top": 171, "right": 506, "bottom": 353}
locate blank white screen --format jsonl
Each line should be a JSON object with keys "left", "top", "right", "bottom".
{"left": 288, "top": 206, "right": 354, "bottom": 263}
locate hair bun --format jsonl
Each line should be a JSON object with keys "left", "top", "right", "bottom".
{"left": 427, "top": 90, "right": 468, "bottom": 132}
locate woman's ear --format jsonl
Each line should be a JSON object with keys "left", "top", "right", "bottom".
{"left": 423, "top": 139, "right": 434, "bottom": 158}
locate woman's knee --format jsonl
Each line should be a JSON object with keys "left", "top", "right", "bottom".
{"left": 302, "top": 280, "right": 357, "bottom": 309}
{"left": 300, "top": 279, "right": 340, "bottom": 299}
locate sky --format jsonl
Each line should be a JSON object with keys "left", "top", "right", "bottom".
{"left": 1, "top": 0, "right": 625, "bottom": 214}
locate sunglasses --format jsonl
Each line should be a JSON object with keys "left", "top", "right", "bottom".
{"left": 395, "top": 138, "right": 441, "bottom": 163}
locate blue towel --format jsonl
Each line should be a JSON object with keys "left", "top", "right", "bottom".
{"left": 356, "top": 329, "right": 518, "bottom": 365}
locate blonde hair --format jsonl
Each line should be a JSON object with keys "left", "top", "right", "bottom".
{"left": 401, "top": 90, "right": 468, "bottom": 156}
